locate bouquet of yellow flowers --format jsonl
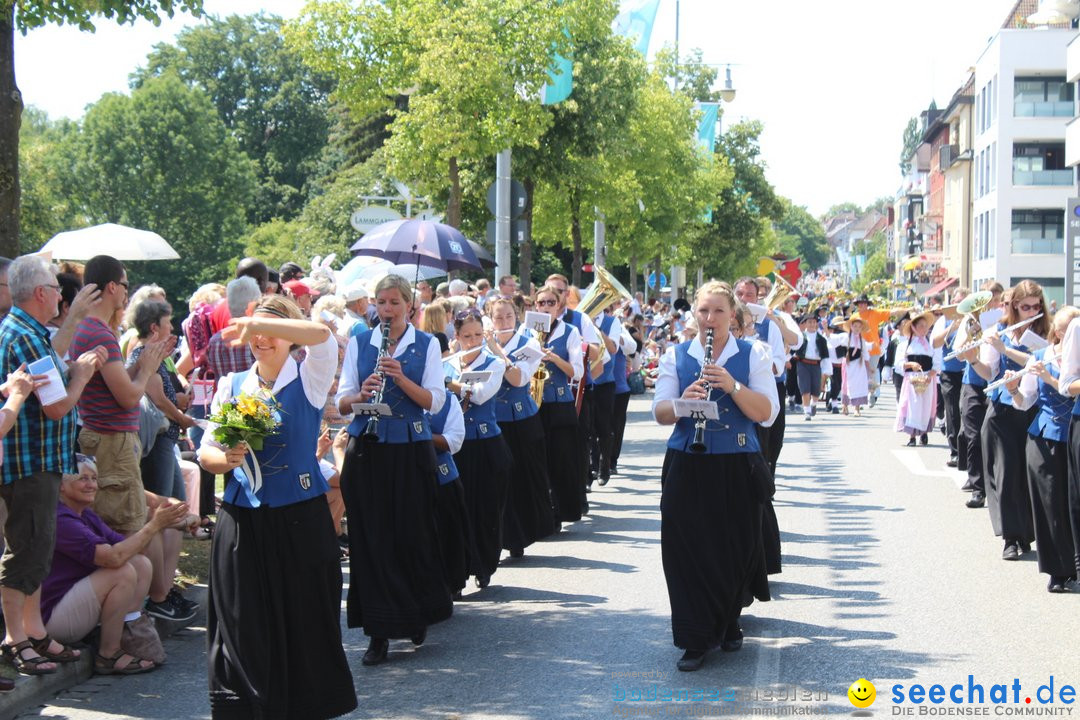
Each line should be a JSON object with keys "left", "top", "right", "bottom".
{"left": 208, "top": 390, "right": 281, "bottom": 451}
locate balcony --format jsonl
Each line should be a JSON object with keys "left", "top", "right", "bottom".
{"left": 1012, "top": 168, "right": 1074, "bottom": 186}
{"left": 940, "top": 144, "right": 958, "bottom": 168}
{"left": 1014, "top": 100, "right": 1074, "bottom": 118}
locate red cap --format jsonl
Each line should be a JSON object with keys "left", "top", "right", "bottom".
{"left": 283, "top": 279, "right": 319, "bottom": 297}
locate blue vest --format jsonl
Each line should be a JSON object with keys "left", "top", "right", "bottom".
{"left": 963, "top": 360, "right": 988, "bottom": 388}
{"left": 942, "top": 329, "right": 965, "bottom": 373}
{"left": 564, "top": 309, "right": 593, "bottom": 387}
{"left": 224, "top": 368, "right": 326, "bottom": 509}
{"left": 666, "top": 338, "right": 761, "bottom": 455}
{"left": 457, "top": 352, "right": 502, "bottom": 440}
{"left": 429, "top": 389, "right": 460, "bottom": 485}
{"left": 755, "top": 319, "right": 786, "bottom": 383}
{"left": 542, "top": 324, "right": 576, "bottom": 404}
{"left": 593, "top": 315, "right": 616, "bottom": 385}
{"left": 988, "top": 332, "right": 1030, "bottom": 407}
{"left": 346, "top": 329, "right": 434, "bottom": 444}
{"left": 1028, "top": 347, "right": 1072, "bottom": 442}
{"left": 495, "top": 333, "right": 539, "bottom": 421}
{"left": 613, "top": 344, "right": 630, "bottom": 394}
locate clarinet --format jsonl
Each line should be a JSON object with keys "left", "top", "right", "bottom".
{"left": 689, "top": 328, "right": 715, "bottom": 454}
{"left": 363, "top": 320, "right": 393, "bottom": 442}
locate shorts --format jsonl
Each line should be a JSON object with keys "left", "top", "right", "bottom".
{"left": 0, "top": 471, "right": 62, "bottom": 594}
{"left": 80, "top": 428, "right": 145, "bottom": 536}
{"left": 796, "top": 361, "right": 823, "bottom": 397}
{"left": 45, "top": 574, "right": 101, "bottom": 644}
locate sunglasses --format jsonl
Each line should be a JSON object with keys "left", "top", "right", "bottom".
{"left": 1016, "top": 302, "right": 1042, "bottom": 312}
{"left": 454, "top": 308, "right": 482, "bottom": 322}
{"left": 536, "top": 299, "right": 559, "bottom": 307}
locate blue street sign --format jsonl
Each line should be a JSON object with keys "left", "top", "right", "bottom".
{"left": 647, "top": 272, "right": 668, "bottom": 289}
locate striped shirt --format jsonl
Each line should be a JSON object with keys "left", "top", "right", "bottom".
{"left": 70, "top": 316, "right": 138, "bottom": 433}
{"left": 0, "top": 307, "right": 78, "bottom": 485}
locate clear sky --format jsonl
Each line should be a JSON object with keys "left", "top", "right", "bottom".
{"left": 16, "top": 0, "right": 1022, "bottom": 217}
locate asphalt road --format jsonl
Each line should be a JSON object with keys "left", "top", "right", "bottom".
{"left": 14, "top": 393, "right": 1080, "bottom": 719}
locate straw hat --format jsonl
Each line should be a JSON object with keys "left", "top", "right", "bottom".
{"left": 905, "top": 308, "right": 936, "bottom": 335}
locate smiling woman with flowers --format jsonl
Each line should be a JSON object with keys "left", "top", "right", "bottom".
{"left": 198, "top": 295, "right": 356, "bottom": 720}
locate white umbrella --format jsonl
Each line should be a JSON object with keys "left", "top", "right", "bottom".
{"left": 338, "top": 255, "right": 446, "bottom": 287}
{"left": 40, "top": 223, "right": 180, "bottom": 261}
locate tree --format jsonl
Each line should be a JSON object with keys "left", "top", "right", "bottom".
{"left": 288, "top": 0, "right": 613, "bottom": 229}
{"left": 899, "top": 116, "right": 919, "bottom": 175}
{"left": 0, "top": 0, "right": 204, "bottom": 258}
{"left": 71, "top": 73, "right": 256, "bottom": 301}
{"left": 131, "top": 13, "right": 335, "bottom": 223}
{"left": 18, "top": 107, "right": 85, "bottom": 254}
{"left": 776, "top": 199, "right": 829, "bottom": 271}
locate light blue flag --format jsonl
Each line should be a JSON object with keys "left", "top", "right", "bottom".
{"left": 541, "top": 51, "right": 574, "bottom": 105}
{"left": 613, "top": 0, "right": 661, "bottom": 57}
{"left": 696, "top": 103, "right": 719, "bottom": 152}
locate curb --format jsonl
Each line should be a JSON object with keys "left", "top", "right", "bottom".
{"left": 1, "top": 584, "right": 207, "bottom": 720}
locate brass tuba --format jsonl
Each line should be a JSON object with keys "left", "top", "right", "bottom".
{"left": 952, "top": 290, "right": 993, "bottom": 352}
{"left": 577, "top": 265, "right": 633, "bottom": 320}
{"left": 763, "top": 274, "right": 796, "bottom": 311}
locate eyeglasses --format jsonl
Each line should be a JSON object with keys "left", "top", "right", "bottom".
{"left": 1017, "top": 302, "right": 1042, "bottom": 312}
{"left": 454, "top": 308, "right": 482, "bottom": 322}
{"left": 40, "top": 284, "right": 60, "bottom": 292}
{"left": 536, "top": 299, "right": 558, "bottom": 307}
{"left": 116, "top": 280, "right": 129, "bottom": 291}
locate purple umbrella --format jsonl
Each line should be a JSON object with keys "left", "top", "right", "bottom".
{"left": 350, "top": 219, "right": 483, "bottom": 272}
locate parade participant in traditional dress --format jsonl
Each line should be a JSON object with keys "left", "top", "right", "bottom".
{"left": 931, "top": 287, "right": 971, "bottom": 469}
{"left": 968, "top": 280, "right": 1049, "bottom": 560}
{"left": 895, "top": 309, "right": 940, "bottom": 446}
{"left": 837, "top": 314, "right": 871, "bottom": 416}
{"left": 428, "top": 388, "right": 469, "bottom": 598}
{"left": 959, "top": 282, "right": 1004, "bottom": 509}
{"left": 1054, "top": 313, "right": 1080, "bottom": 584}
{"left": 336, "top": 274, "right": 451, "bottom": 667}
{"left": 533, "top": 284, "right": 586, "bottom": 524}
{"left": 486, "top": 297, "right": 556, "bottom": 558}
{"left": 198, "top": 295, "right": 357, "bottom": 719}
{"left": 589, "top": 303, "right": 625, "bottom": 485}
{"left": 653, "top": 281, "right": 778, "bottom": 672}
{"left": 609, "top": 309, "right": 638, "bottom": 477}
{"left": 793, "top": 314, "right": 831, "bottom": 421}
{"left": 444, "top": 308, "right": 511, "bottom": 589}
{"left": 1012, "top": 307, "right": 1080, "bottom": 591}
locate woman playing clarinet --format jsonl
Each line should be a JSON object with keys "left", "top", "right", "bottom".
{"left": 652, "top": 281, "right": 778, "bottom": 672}
{"left": 336, "top": 274, "right": 451, "bottom": 666}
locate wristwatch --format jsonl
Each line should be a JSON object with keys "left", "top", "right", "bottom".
{"left": 732, "top": 380, "right": 742, "bottom": 395}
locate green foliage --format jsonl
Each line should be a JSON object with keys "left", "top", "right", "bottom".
{"left": 11, "top": 0, "right": 203, "bottom": 33}
{"left": 18, "top": 107, "right": 86, "bottom": 253}
{"left": 899, "top": 116, "right": 919, "bottom": 175}
{"left": 776, "top": 199, "right": 829, "bottom": 271}
{"left": 853, "top": 230, "right": 890, "bottom": 290}
{"left": 653, "top": 46, "right": 720, "bottom": 103}
{"left": 131, "top": 13, "right": 335, "bottom": 223}
{"left": 71, "top": 73, "right": 256, "bottom": 301}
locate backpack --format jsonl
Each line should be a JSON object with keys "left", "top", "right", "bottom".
{"left": 183, "top": 302, "right": 216, "bottom": 376}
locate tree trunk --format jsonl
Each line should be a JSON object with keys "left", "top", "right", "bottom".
{"left": 446, "top": 156, "right": 462, "bottom": 229}
{"left": 520, "top": 177, "right": 534, "bottom": 295}
{"left": 652, "top": 254, "right": 661, "bottom": 301}
{"left": 0, "top": 6, "right": 21, "bottom": 259}
{"left": 629, "top": 254, "right": 638, "bottom": 296}
{"left": 569, "top": 187, "right": 582, "bottom": 287}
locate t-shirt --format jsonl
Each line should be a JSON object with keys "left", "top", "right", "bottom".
{"left": 40, "top": 503, "right": 126, "bottom": 624}
{"left": 70, "top": 316, "right": 139, "bottom": 433}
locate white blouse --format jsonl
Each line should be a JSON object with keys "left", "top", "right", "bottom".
{"left": 335, "top": 324, "right": 446, "bottom": 415}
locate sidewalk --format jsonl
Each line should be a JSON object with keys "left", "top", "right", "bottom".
{"left": 0, "top": 583, "right": 207, "bottom": 720}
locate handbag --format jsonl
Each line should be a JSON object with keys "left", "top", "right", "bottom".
{"left": 138, "top": 395, "right": 169, "bottom": 457}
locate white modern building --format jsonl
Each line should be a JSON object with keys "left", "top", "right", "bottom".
{"left": 971, "top": 26, "right": 1075, "bottom": 304}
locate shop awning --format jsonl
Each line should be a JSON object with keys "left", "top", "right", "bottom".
{"left": 921, "top": 276, "right": 958, "bottom": 298}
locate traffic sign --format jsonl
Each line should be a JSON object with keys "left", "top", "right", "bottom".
{"left": 350, "top": 205, "right": 402, "bottom": 233}
{"left": 1068, "top": 199, "right": 1080, "bottom": 303}
{"left": 486, "top": 180, "right": 528, "bottom": 219}
{"left": 486, "top": 220, "right": 528, "bottom": 246}
{"left": 647, "top": 272, "right": 667, "bottom": 289}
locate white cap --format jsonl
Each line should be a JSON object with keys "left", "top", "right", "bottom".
{"left": 340, "top": 280, "right": 369, "bottom": 302}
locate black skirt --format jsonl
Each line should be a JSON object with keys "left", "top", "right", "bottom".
{"left": 341, "top": 437, "right": 452, "bottom": 638}
{"left": 500, "top": 413, "right": 557, "bottom": 552}
{"left": 456, "top": 434, "right": 513, "bottom": 580}
{"left": 983, "top": 402, "right": 1035, "bottom": 542}
{"left": 1026, "top": 435, "right": 1077, "bottom": 576}
{"left": 539, "top": 402, "right": 586, "bottom": 523}
{"left": 660, "top": 449, "right": 768, "bottom": 651}
{"left": 208, "top": 498, "right": 356, "bottom": 720}
{"left": 434, "top": 477, "right": 471, "bottom": 595}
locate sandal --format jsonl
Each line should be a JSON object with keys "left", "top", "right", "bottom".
{"left": 29, "top": 634, "right": 81, "bottom": 663}
{"left": 95, "top": 650, "right": 155, "bottom": 675}
{"left": 1, "top": 639, "right": 57, "bottom": 675}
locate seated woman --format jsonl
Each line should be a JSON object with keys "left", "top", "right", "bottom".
{"left": 40, "top": 455, "right": 192, "bottom": 674}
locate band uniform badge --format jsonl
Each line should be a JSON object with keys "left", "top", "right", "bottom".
{"left": 514, "top": 401, "right": 523, "bottom": 413}
{"left": 479, "top": 423, "right": 489, "bottom": 435}
{"left": 413, "top": 421, "right": 424, "bottom": 434}
{"left": 737, "top": 433, "right": 747, "bottom": 448}
{"left": 298, "top": 472, "right": 311, "bottom": 490}
{"left": 438, "top": 463, "right": 449, "bottom": 476}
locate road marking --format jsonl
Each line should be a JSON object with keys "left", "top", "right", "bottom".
{"left": 891, "top": 448, "right": 967, "bottom": 487}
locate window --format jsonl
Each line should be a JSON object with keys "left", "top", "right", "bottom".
{"left": 991, "top": 74, "right": 998, "bottom": 125}
{"left": 1014, "top": 76, "right": 1074, "bottom": 117}
{"left": 1013, "top": 143, "right": 1070, "bottom": 185}
{"left": 990, "top": 209, "right": 996, "bottom": 258}
{"left": 990, "top": 142, "right": 997, "bottom": 191}
{"left": 1011, "top": 209, "right": 1064, "bottom": 254}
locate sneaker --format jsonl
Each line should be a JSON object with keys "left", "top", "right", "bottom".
{"left": 167, "top": 588, "right": 199, "bottom": 614}
{"left": 146, "top": 598, "right": 195, "bottom": 623}
{"left": 803, "top": 414, "right": 811, "bottom": 422}
{"left": 810, "top": 405, "right": 817, "bottom": 417}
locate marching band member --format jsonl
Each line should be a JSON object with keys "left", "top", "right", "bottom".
{"left": 1054, "top": 313, "right": 1080, "bottom": 584}
{"left": 1012, "top": 307, "right": 1079, "bottom": 592}
{"left": 445, "top": 308, "right": 510, "bottom": 590}
{"left": 429, "top": 388, "right": 469, "bottom": 599}
{"left": 895, "top": 309, "right": 940, "bottom": 446}
{"left": 735, "top": 277, "right": 788, "bottom": 474}
{"left": 931, "top": 287, "right": 971, "bottom": 469}
{"left": 486, "top": 297, "right": 556, "bottom": 559}
{"left": 590, "top": 303, "right": 625, "bottom": 485}
{"left": 609, "top": 307, "right": 639, "bottom": 477}
{"left": 533, "top": 284, "right": 586, "bottom": 524}
{"left": 968, "top": 280, "right": 1049, "bottom": 560}
{"left": 198, "top": 295, "right": 357, "bottom": 719}
{"left": 335, "top": 274, "right": 451, "bottom": 666}
{"left": 959, "top": 282, "right": 1004, "bottom": 509}
{"left": 653, "top": 281, "right": 778, "bottom": 672}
